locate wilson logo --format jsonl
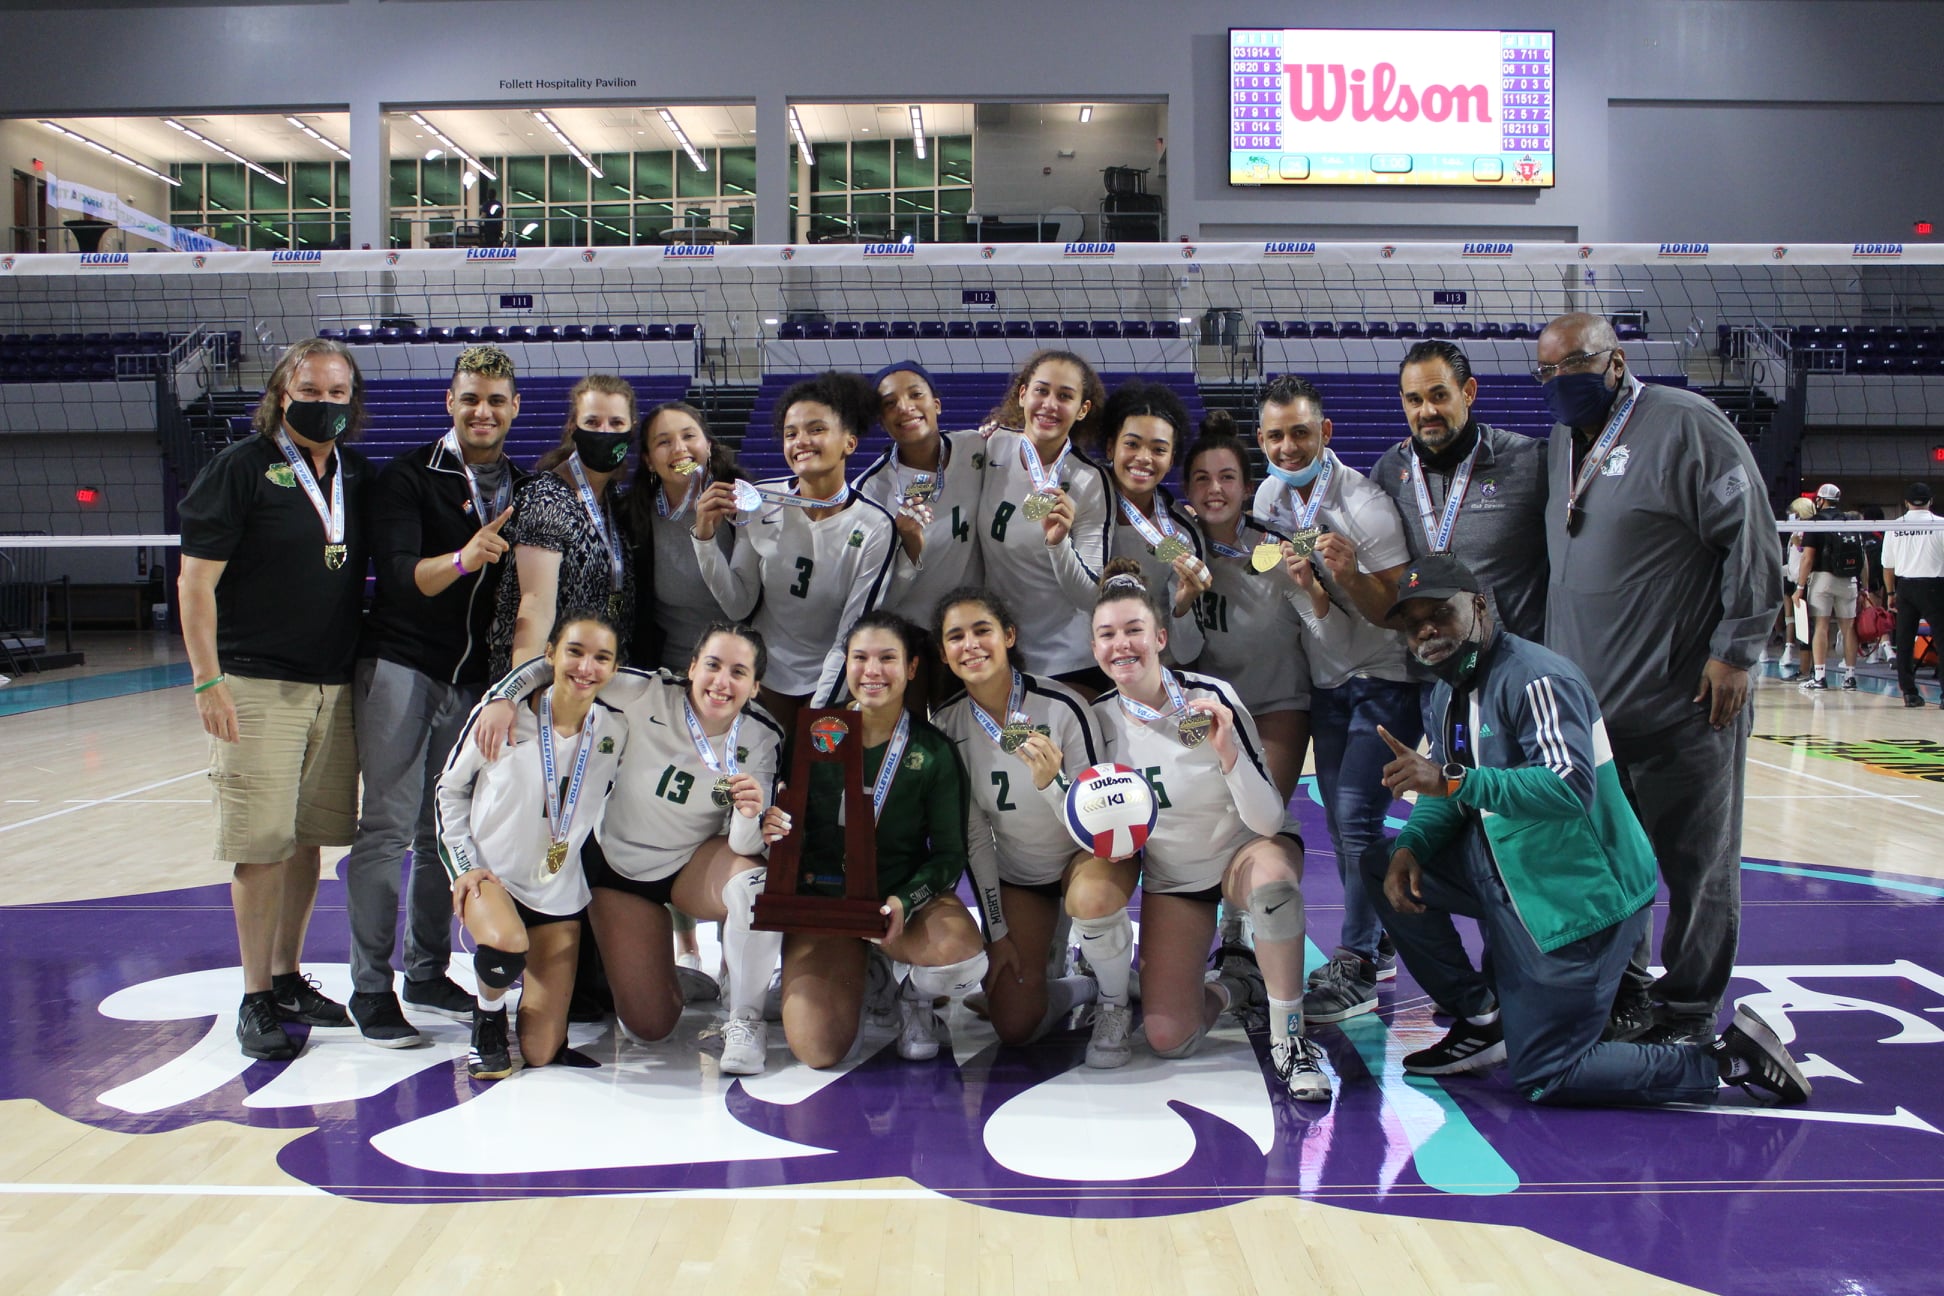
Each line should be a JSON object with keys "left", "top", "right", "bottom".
{"left": 1062, "top": 242, "right": 1116, "bottom": 258}
{"left": 78, "top": 252, "right": 130, "bottom": 267}
{"left": 466, "top": 248, "right": 518, "bottom": 261}
{"left": 1852, "top": 243, "right": 1903, "bottom": 258}
{"left": 1283, "top": 63, "right": 1491, "bottom": 123}
{"left": 1462, "top": 242, "right": 1513, "bottom": 257}
{"left": 270, "top": 250, "right": 322, "bottom": 265}
{"left": 1657, "top": 243, "right": 1710, "bottom": 258}
{"left": 1264, "top": 241, "right": 1317, "bottom": 256}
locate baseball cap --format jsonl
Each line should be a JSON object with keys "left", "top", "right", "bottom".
{"left": 1816, "top": 483, "right": 1842, "bottom": 502}
{"left": 1385, "top": 554, "right": 1482, "bottom": 622}
{"left": 1907, "top": 482, "right": 1933, "bottom": 505}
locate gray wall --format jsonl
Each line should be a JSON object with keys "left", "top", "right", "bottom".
{"left": 2, "top": 0, "right": 1942, "bottom": 244}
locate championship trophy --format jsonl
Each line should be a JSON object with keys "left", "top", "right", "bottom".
{"left": 751, "top": 708, "right": 888, "bottom": 937}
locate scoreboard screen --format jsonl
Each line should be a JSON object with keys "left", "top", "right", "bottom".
{"left": 1230, "top": 28, "right": 1555, "bottom": 188}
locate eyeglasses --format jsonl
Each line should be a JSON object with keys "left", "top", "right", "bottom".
{"left": 1530, "top": 348, "right": 1615, "bottom": 383}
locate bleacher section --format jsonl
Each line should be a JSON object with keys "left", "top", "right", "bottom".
{"left": 1731, "top": 324, "right": 1944, "bottom": 375}
{"left": 0, "top": 330, "right": 241, "bottom": 383}
{"left": 317, "top": 326, "right": 701, "bottom": 381}
{"left": 1257, "top": 321, "right": 1690, "bottom": 378}
{"left": 763, "top": 320, "right": 1189, "bottom": 374}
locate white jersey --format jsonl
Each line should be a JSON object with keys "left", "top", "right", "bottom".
{"left": 976, "top": 429, "right": 1113, "bottom": 676}
{"left": 852, "top": 428, "right": 987, "bottom": 625}
{"left": 1192, "top": 515, "right": 1313, "bottom": 715}
{"left": 641, "top": 485, "right": 734, "bottom": 672}
{"left": 1253, "top": 451, "right": 1411, "bottom": 688}
{"left": 692, "top": 483, "right": 897, "bottom": 703}
{"left": 934, "top": 672, "right": 1104, "bottom": 930}
{"left": 1107, "top": 484, "right": 1206, "bottom": 665}
{"left": 1091, "top": 670, "right": 1287, "bottom": 894}
{"left": 435, "top": 695, "right": 628, "bottom": 916}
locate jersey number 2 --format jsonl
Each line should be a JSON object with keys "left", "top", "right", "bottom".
{"left": 990, "top": 770, "right": 1017, "bottom": 812}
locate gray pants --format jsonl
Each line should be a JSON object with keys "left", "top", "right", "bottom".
{"left": 1612, "top": 702, "right": 1752, "bottom": 1029}
{"left": 343, "top": 656, "right": 478, "bottom": 995}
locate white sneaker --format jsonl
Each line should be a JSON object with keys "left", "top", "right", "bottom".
{"left": 863, "top": 949, "right": 900, "bottom": 1031}
{"left": 896, "top": 989, "right": 940, "bottom": 1061}
{"left": 676, "top": 951, "right": 702, "bottom": 972}
{"left": 1085, "top": 1001, "right": 1134, "bottom": 1069}
{"left": 1273, "top": 1036, "right": 1333, "bottom": 1102}
{"left": 676, "top": 965, "right": 721, "bottom": 1004}
{"left": 718, "top": 1011, "right": 767, "bottom": 1075}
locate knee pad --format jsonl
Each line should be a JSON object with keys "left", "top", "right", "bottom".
{"left": 908, "top": 952, "right": 989, "bottom": 1000}
{"left": 1071, "top": 911, "right": 1133, "bottom": 960}
{"left": 1247, "top": 878, "right": 1305, "bottom": 943}
{"left": 473, "top": 944, "right": 527, "bottom": 991}
{"left": 722, "top": 867, "right": 764, "bottom": 928}
{"left": 1152, "top": 1021, "right": 1207, "bottom": 1059}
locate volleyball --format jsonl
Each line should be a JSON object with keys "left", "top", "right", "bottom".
{"left": 1062, "top": 763, "right": 1159, "bottom": 860}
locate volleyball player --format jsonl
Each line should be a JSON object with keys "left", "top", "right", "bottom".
{"left": 688, "top": 372, "right": 897, "bottom": 733}
{"left": 931, "top": 588, "right": 1114, "bottom": 1048}
{"left": 435, "top": 612, "right": 628, "bottom": 1080}
{"left": 472, "top": 622, "right": 786, "bottom": 1074}
{"left": 1099, "top": 380, "right": 1210, "bottom": 665}
{"left": 975, "top": 350, "right": 1114, "bottom": 691}
{"left": 1180, "top": 414, "right": 1313, "bottom": 801}
{"left": 623, "top": 401, "right": 742, "bottom": 672}
{"left": 853, "top": 362, "right": 985, "bottom": 623}
{"left": 488, "top": 375, "right": 639, "bottom": 679}
{"left": 768, "top": 612, "right": 987, "bottom": 1069}
{"left": 1088, "top": 561, "right": 1331, "bottom": 1100}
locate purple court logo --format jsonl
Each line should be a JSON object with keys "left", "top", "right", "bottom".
{"left": 1, "top": 848, "right": 1939, "bottom": 1296}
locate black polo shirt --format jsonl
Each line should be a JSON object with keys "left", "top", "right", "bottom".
{"left": 179, "top": 434, "right": 370, "bottom": 685}
{"left": 361, "top": 437, "right": 529, "bottom": 686}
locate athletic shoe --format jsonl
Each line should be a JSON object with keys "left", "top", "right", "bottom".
{"left": 718, "top": 1011, "right": 768, "bottom": 1076}
{"left": 349, "top": 990, "right": 421, "bottom": 1049}
{"left": 762, "top": 967, "right": 785, "bottom": 1022}
{"left": 237, "top": 993, "right": 297, "bottom": 1062}
{"left": 1403, "top": 1017, "right": 1507, "bottom": 1075}
{"left": 403, "top": 974, "right": 476, "bottom": 1022}
{"left": 1602, "top": 991, "right": 1656, "bottom": 1044}
{"left": 676, "top": 965, "right": 721, "bottom": 1004}
{"left": 1373, "top": 932, "right": 1398, "bottom": 982}
{"left": 675, "top": 951, "right": 703, "bottom": 972}
{"left": 1713, "top": 1004, "right": 1811, "bottom": 1105}
{"left": 271, "top": 971, "right": 349, "bottom": 1027}
{"left": 1272, "top": 1036, "right": 1333, "bottom": 1102}
{"left": 1085, "top": 1001, "right": 1134, "bottom": 1069}
{"left": 1303, "top": 952, "right": 1379, "bottom": 1025}
{"left": 1841, "top": 672, "right": 1858, "bottom": 691}
{"left": 863, "top": 948, "right": 900, "bottom": 1031}
{"left": 1639, "top": 1017, "right": 1716, "bottom": 1048}
{"left": 1800, "top": 676, "right": 1827, "bottom": 691}
{"left": 1778, "top": 664, "right": 1802, "bottom": 681}
{"left": 468, "top": 1006, "right": 514, "bottom": 1080}
{"left": 1906, "top": 693, "right": 1925, "bottom": 708}
{"left": 1211, "top": 942, "right": 1266, "bottom": 1015}
{"left": 896, "top": 987, "right": 940, "bottom": 1061}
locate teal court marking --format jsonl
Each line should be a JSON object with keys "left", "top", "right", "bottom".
{"left": 0, "top": 664, "right": 192, "bottom": 718}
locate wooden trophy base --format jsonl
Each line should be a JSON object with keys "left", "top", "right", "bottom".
{"left": 752, "top": 893, "right": 888, "bottom": 938}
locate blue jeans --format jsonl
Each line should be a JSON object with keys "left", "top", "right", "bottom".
{"left": 1309, "top": 675, "right": 1422, "bottom": 958}
{"left": 1361, "top": 838, "right": 1721, "bottom": 1106}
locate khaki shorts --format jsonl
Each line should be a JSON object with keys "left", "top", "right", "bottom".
{"left": 1807, "top": 570, "right": 1858, "bottom": 620}
{"left": 209, "top": 674, "right": 359, "bottom": 863}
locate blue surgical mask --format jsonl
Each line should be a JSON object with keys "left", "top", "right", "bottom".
{"left": 1544, "top": 370, "right": 1618, "bottom": 429}
{"left": 1265, "top": 455, "right": 1325, "bottom": 489}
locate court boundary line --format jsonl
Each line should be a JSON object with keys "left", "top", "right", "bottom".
{"left": 0, "top": 771, "right": 205, "bottom": 836}
{"left": 1746, "top": 754, "right": 1944, "bottom": 819}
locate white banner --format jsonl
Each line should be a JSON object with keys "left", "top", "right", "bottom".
{"left": 42, "top": 173, "right": 232, "bottom": 254}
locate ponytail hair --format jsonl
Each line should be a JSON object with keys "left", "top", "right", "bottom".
{"left": 1093, "top": 555, "right": 1165, "bottom": 622}
{"left": 1182, "top": 408, "right": 1254, "bottom": 488}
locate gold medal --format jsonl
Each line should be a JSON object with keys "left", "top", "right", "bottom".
{"left": 1021, "top": 490, "right": 1058, "bottom": 521}
{"left": 1250, "top": 543, "right": 1283, "bottom": 573}
{"left": 712, "top": 776, "right": 734, "bottom": 808}
{"left": 1154, "top": 536, "right": 1190, "bottom": 564}
{"left": 674, "top": 458, "right": 703, "bottom": 476}
{"left": 1287, "top": 527, "right": 1322, "bottom": 558}
{"left": 999, "top": 723, "right": 1035, "bottom": 754}
{"left": 1177, "top": 712, "right": 1213, "bottom": 748}
{"left": 545, "top": 840, "right": 569, "bottom": 874}
{"left": 324, "top": 544, "right": 347, "bottom": 570}
{"left": 902, "top": 476, "right": 937, "bottom": 507}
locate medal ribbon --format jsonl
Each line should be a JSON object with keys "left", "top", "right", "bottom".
{"left": 1408, "top": 435, "right": 1482, "bottom": 555}
{"left": 1018, "top": 435, "right": 1072, "bottom": 497}
{"left": 441, "top": 430, "right": 512, "bottom": 524}
{"left": 1117, "top": 494, "right": 1186, "bottom": 554}
{"left": 967, "top": 670, "right": 1027, "bottom": 751}
{"left": 734, "top": 478, "right": 851, "bottom": 517}
{"left": 656, "top": 468, "right": 708, "bottom": 521}
{"left": 538, "top": 691, "right": 598, "bottom": 865}
{"left": 681, "top": 696, "right": 742, "bottom": 781}
{"left": 1566, "top": 375, "right": 1643, "bottom": 520}
{"left": 1117, "top": 670, "right": 1190, "bottom": 728}
{"left": 566, "top": 453, "right": 626, "bottom": 590}
{"left": 869, "top": 710, "right": 913, "bottom": 824}
{"left": 273, "top": 429, "right": 345, "bottom": 549}
{"left": 1290, "top": 451, "right": 1337, "bottom": 532}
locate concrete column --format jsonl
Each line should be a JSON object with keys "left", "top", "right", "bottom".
{"left": 755, "top": 90, "right": 790, "bottom": 245}
{"left": 348, "top": 98, "right": 390, "bottom": 251}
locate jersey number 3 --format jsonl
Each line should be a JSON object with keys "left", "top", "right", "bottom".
{"left": 788, "top": 555, "right": 814, "bottom": 598}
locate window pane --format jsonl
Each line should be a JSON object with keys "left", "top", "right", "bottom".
{"left": 938, "top": 187, "right": 973, "bottom": 242}
{"left": 895, "top": 138, "right": 934, "bottom": 189}
{"left": 291, "top": 161, "right": 332, "bottom": 214}
{"left": 389, "top": 160, "right": 419, "bottom": 210}
{"left": 720, "top": 147, "right": 757, "bottom": 197}
{"left": 334, "top": 161, "right": 350, "bottom": 206}
{"left": 851, "top": 140, "right": 890, "bottom": 190}
{"left": 894, "top": 190, "right": 934, "bottom": 214}
{"left": 292, "top": 211, "right": 334, "bottom": 248}
{"left": 171, "top": 164, "right": 202, "bottom": 211}
{"left": 509, "top": 206, "right": 544, "bottom": 245}
{"left": 591, "top": 203, "right": 632, "bottom": 246}
{"left": 850, "top": 191, "right": 890, "bottom": 240}
{"left": 248, "top": 215, "right": 290, "bottom": 250}
{"left": 725, "top": 203, "right": 755, "bottom": 244}
{"left": 812, "top": 142, "right": 847, "bottom": 190}
{"left": 634, "top": 202, "right": 673, "bottom": 244}
{"left": 506, "top": 156, "right": 547, "bottom": 205}
{"left": 592, "top": 154, "right": 635, "bottom": 202}
{"left": 548, "top": 156, "right": 588, "bottom": 204}
{"left": 810, "top": 193, "right": 850, "bottom": 242}
{"left": 939, "top": 135, "right": 972, "bottom": 185}
{"left": 421, "top": 158, "right": 462, "bottom": 209}
{"left": 547, "top": 207, "right": 588, "bottom": 245}
{"left": 939, "top": 187, "right": 974, "bottom": 214}
{"left": 676, "top": 148, "right": 716, "bottom": 199}
{"left": 893, "top": 213, "right": 933, "bottom": 242}
{"left": 634, "top": 151, "right": 673, "bottom": 200}
{"left": 250, "top": 163, "right": 288, "bottom": 211}
{"left": 388, "top": 218, "right": 414, "bottom": 250}
{"left": 206, "top": 164, "right": 246, "bottom": 213}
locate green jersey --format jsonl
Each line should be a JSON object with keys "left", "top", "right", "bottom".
{"left": 800, "top": 718, "right": 969, "bottom": 917}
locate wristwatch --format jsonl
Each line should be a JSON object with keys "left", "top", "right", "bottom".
{"left": 1442, "top": 762, "right": 1467, "bottom": 798}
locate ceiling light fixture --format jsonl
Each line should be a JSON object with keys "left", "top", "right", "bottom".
{"left": 408, "top": 113, "right": 497, "bottom": 180}
{"left": 909, "top": 106, "right": 926, "bottom": 159}
{"left": 658, "top": 108, "right": 707, "bottom": 172}
{"left": 1079, "top": 105, "right": 1094, "bottom": 123}
{"left": 284, "top": 116, "right": 351, "bottom": 161}
{"left": 787, "top": 106, "right": 812, "bottom": 157}
{"left": 532, "top": 109, "right": 603, "bottom": 179}
{"left": 37, "top": 121, "right": 179, "bottom": 186}
{"left": 164, "top": 118, "right": 284, "bottom": 185}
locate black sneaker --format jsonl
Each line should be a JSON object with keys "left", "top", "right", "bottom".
{"left": 1404, "top": 1017, "right": 1508, "bottom": 1075}
{"left": 1373, "top": 931, "right": 1398, "bottom": 982}
{"left": 1905, "top": 693, "right": 1925, "bottom": 708}
{"left": 468, "top": 1006, "right": 514, "bottom": 1080}
{"left": 402, "top": 974, "right": 476, "bottom": 1022}
{"left": 349, "top": 990, "right": 422, "bottom": 1049}
{"left": 1841, "top": 673, "right": 1858, "bottom": 691}
{"left": 237, "top": 993, "right": 298, "bottom": 1062}
{"left": 1639, "top": 1017, "right": 1716, "bottom": 1047}
{"left": 1602, "top": 992, "right": 1656, "bottom": 1043}
{"left": 1713, "top": 1004, "right": 1811, "bottom": 1105}
{"left": 271, "top": 971, "right": 349, "bottom": 1026}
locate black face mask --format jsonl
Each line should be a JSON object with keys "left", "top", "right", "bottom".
{"left": 572, "top": 429, "right": 631, "bottom": 472}
{"left": 284, "top": 399, "right": 351, "bottom": 443}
